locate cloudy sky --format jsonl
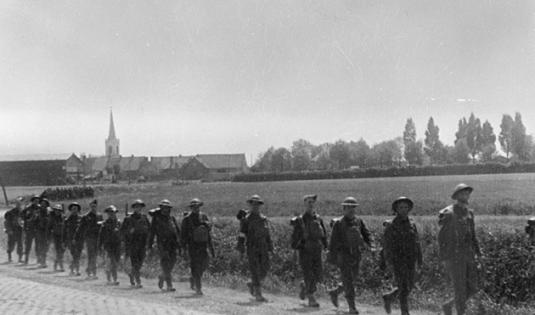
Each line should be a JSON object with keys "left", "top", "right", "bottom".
{"left": 1, "top": 0, "right": 534, "bottom": 162}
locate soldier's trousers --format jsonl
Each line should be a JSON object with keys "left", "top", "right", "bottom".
{"left": 105, "top": 248, "right": 121, "bottom": 281}
{"left": 7, "top": 231, "right": 23, "bottom": 259}
{"left": 129, "top": 243, "right": 146, "bottom": 283}
{"left": 189, "top": 246, "right": 209, "bottom": 290}
{"left": 24, "top": 230, "right": 36, "bottom": 263}
{"left": 340, "top": 258, "right": 361, "bottom": 300}
{"left": 445, "top": 259, "right": 478, "bottom": 315}
{"left": 35, "top": 232, "right": 49, "bottom": 265}
{"left": 159, "top": 246, "right": 177, "bottom": 286}
{"left": 52, "top": 234, "right": 65, "bottom": 267}
{"left": 68, "top": 243, "right": 83, "bottom": 272}
{"left": 299, "top": 249, "right": 322, "bottom": 295}
{"left": 384, "top": 264, "right": 416, "bottom": 313}
{"left": 85, "top": 238, "right": 98, "bottom": 275}
{"left": 247, "top": 249, "right": 270, "bottom": 287}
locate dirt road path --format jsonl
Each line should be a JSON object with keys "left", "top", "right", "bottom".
{"left": 0, "top": 256, "right": 437, "bottom": 315}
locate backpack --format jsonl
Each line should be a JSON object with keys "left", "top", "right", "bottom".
{"left": 192, "top": 224, "right": 210, "bottom": 243}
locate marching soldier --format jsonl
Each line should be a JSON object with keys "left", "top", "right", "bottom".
{"left": 121, "top": 199, "right": 151, "bottom": 288}
{"left": 327, "top": 197, "right": 372, "bottom": 314}
{"left": 75, "top": 199, "right": 103, "bottom": 279}
{"left": 65, "top": 202, "right": 83, "bottom": 276}
{"left": 35, "top": 198, "right": 51, "bottom": 268}
{"left": 382, "top": 197, "right": 423, "bottom": 315}
{"left": 438, "top": 184, "right": 482, "bottom": 315}
{"left": 49, "top": 204, "right": 66, "bottom": 272}
{"left": 290, "top": 194, "right": 327, "bottom": 307}
{"left": 236, "top": 195, "right": 273, "bottom": 302}
{"left": 4, "top": 197, "right": 24, "bottom": 263}
{"left": 148, "top": 199, "right": 181, "bottom": 291}
{"left": 98, "top": 205, "right": 122, "bottom": 285}
{"left": 181, "top": 198, "right": 215, "bottom": 296}
{"left": 22, "top": 195, "right": 40, "bottom": 265}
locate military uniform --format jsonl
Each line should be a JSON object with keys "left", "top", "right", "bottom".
{"left": 148, "top": 200, "right": 181, "bottom": 291}
{"left": 438, "top": 184, "right": 481, "bottom": 315}
{"left": 4, "top": 205, "right": 23, "bottom": 262}
{"left": 64, "top": 204, "right": 83, "bottom": 275}
{"left": 98, "top": 206, "right": 122, "bottom": 285}
{"left": 237, "top": 195, "right": 273, "bottom": 302}
{"left": 290, "top": 210, "right": 327, "bottom": 306}
{"left": 181, "top": 199, "right": 214, "bottom": 295}
{"left": 121, "top": 201, "right": 150, "bottom": 287}
{"left": 76, "top": 209, "right": 103, "bottom": 278}
{"left": 35, "top": 201, "right": 50, "bottom": 268}
{"left": 328, "top": 197, "right": 372, "bottom": 314}
{"left": 21, "top": 198, "right": 40, "bottom": 264}
{"left": 49, "top": 205, "right": 66, "bottom": 271}
{"left": 382, "top": 212, "right": 422, "bottom": 315}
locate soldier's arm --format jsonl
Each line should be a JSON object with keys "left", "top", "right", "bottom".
{"left": 327, "top": 221, "right": 340, "bottom": 264}
{"left": 382, "top": 222, "right": 394, "bottom": 264}
{"left": 180, "top": 216, "right": 189, "bottom": 248}
{"left": 289, "top": 217, "right": 303, "bottom": 250}
{"left": 236, "top": 218, "right": 247, "bottom": 253}
{"left": 360, "top": 220, "right": 372, "bottom": 247}
{"left": 414, "top": 224, "right": 423, "bottom": 266}
{"left": 3, "top": 212, "right": 10, "bottom": 232}
{"left": 470, "top": 212, "right": 481, "bottom": 257}
{"left": 147, "top": 218, "right": 156, "bottom": 250}
{"left": 319, "top": 218, "right": 328, "bottom": 249}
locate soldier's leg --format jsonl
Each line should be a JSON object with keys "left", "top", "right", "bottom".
{"left": 447, "top": 260, "right": 469, "bottom": 315}
{"left": 132, "top": 244, "right": 146, "bottom": 285}
{"left": 7, "top": 234, "right": 15, "bottom": 261}
{"left": 111, "top": 251, "right": 119, "bottom": 282}
{"left": 165, "top": 249, "right": 177, "bottom": 289}
{"left": 299, "top": 250, "right": 312, "bottom": 299}
{"left": 24, "top": 232, "right": 33, "bottom": 263}
{"left": 15, "top": 232, "right": 24, "bottom": 262}
{"left": 397, "top": 266, "right": 415, "bottom": 315}
{"left": 466, "top": 260, "right": 479, "bottom": 300}
{"left": 158, "top": 251, "right": 168, "bottom": 289}
{"left": 73, "top": 246, "right": 82, "bottom": 275}
{"left": 86, "top": 238, "right": 98, "bottom": 276}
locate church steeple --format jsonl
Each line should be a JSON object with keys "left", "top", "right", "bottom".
{"left": 105, "top": 109, "right": 120, "bottom": 157}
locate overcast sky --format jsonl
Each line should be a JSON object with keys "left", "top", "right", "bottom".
{"left": 1, "top": 0, "right": 535, "bottom": 163}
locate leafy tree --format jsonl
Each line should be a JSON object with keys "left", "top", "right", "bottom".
{"left": 312, "top": 143, "right": 333, "bottom": 170}
{"left": 499, "top": 114, "right": 514, "bottom": 159}
{"left": 424, "top": 117, "right": 446, "bottom": 164}
{"left": 348, "top": 139, "right": 371, "bottom": 168}
{"left": 455, "top": 113, "right": 482, "bottom": 162}
{"left": 271, "top": 147, "right": 292, "bottom": 172}
{"left": 480, "top": 120, "right": 496, "bottom": 162}
{"left": 251, "top": 147, "right": 275, "bottom": 172}
{"left": 371, "top": 139, "right": 402, "bottom": 168}
{"left": 290, "top": 139, "right": 314, "bottom": 171}
{"left": 403, "top": 118, "right": 423, "bottom": 165}
{"left": 453, "top": 138, "right": 471, "bottom": 164}
{"left": 329, "top": 140, "right": 351, "bottom": 169}
{"left": 511, "top": 112, "right": 530, "bottom": 161}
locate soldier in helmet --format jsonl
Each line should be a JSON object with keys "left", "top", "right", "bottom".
{"left": 148, "top": 199, "right": 181, "bottom": 291}
{"left": 121, "top": 199, "right": 151, "bottom": 288}
{"left": 21, "top": 195, "right": 40, "bottom": 265}
{"left": 327, "top": 197, "right": 372, "bottom": 314}
{"left": 65, "top": 202, "right": 83, "bottom": 276}
{"left": 35, "top": 198, "right": 51, "bottom": 268}
{"left": 49, "top": 204, "right": 66, "bottom": 272}
{"left": 75, "top": 199, "right": 103, "bottom": 279}
{"left": 181, "top": 198, "right": 215, "bottom": 296}
{"left": 290, "top": 194, "right": 327, "bottom": 307}
{"left": 236, "top": 195, "right": 273, "bottom": 302}
{"left": 4, "top": 197, "right": 24, "bottom": 263}
{"left": 438, "top": 184, "right": 482, "bottom": 315}
{"left": 382, "top": 197, "right": 423, "bottom": 315}
{"left": 98, "top": 205, "right": 122, "bottom": 285}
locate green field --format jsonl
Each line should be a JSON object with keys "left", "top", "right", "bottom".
{"left": 7, "top": 172, "right": 535, "bottom": 216}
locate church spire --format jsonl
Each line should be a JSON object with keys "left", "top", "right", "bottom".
{"left": 108, "top": 109, "right": 117, "bottom": 140}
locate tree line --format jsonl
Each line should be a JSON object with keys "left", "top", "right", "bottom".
{"left": 251, "top": 112, "right": 534, "bottom": 172}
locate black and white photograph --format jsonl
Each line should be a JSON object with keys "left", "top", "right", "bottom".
{"left": 1, "top": 1, "right": 535, "bottom": 314}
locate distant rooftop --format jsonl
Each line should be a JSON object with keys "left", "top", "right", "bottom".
{"left": 0, "top": 153, "right": 74, "bottom": 161}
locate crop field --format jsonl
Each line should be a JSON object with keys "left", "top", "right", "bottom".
{"left": 3, "top": 173, "right": 535, "bottom": 314}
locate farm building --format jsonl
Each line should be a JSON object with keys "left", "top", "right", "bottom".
{"left": 118, "top": 155, "right": 149, "bottom": 179}
{"left": 149, "top": 155, "right": 192, "bottom": 178}
{"left": 65, "top": 154, "right": 85, "bottom": 180}
{"left": 0, "top": 157, "right": 69, "bottom": 186}
{"left": 179, "top": 154, "right": 249, "bottom": 181}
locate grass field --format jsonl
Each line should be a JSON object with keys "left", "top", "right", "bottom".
{"left": 6, "top": 172, "right": 535, "bottom": 216}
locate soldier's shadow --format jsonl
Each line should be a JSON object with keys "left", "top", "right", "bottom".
{"left": 37, "top": 270, "right": 61, "bottom": 274}
{"left": 287, "top": 305, "right": 326, "bottom": 313}
{"left": 236, "top": 299, "right": 266, "bottom": 307}
{"left": 175, "top": 294, "right": 202, "bottom": 299}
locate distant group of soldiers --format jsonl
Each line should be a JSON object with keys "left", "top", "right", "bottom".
{"left": 41, "top": 186, "right": 95, "bottom": 201}
{"left": 3, "top": 183, "right": 531, "bottom": 315}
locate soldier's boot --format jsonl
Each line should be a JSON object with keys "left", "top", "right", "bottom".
{"left": 307, "top": 295, "right": 320, "bottom": 308}
{"left": 112, "top": 270, "right": 119, "bottom": 285}
{"left": 7, "top": 252, "right": 12, "bottom": 263}
{"left": 54, "top": 261, "right": 58, "bottom": 271}
{"left": 129, "top": 274, "right": 135, "bottom": 286}
{"left": 442, "top": 300, "right": 453, "bottom": 315}
{"left": 246, "top": 282, "right": 255, "bottom": 297}
{"left": 194, "top": 277, "right": 203, "bottom": 296}
{"left": 254, "top": 286, "right": 267, "bottom": 302}
{"left": 106, "top": 271, "right": 112, "bottom": 283}
{"left": 347, "top": 298, "right": 359, "bottom": 314}
{"left": 158, "top": 275, "right": 164, "bottom": 289}
{"left": 135, "top": 276, "right": 143, "bottom": 289}
{"left": 165, "top": 277, "right": 176, "bottom": 292}
{"left": 299, "top": 282, "right": 306, "bottom": 300}
{"left": 18, "top": 255, "right": 23, "bottom": 263}
{"left": 190, "top": 277, "right": 195, "bottom": 291}
{"left": 328, "top": 285, "right": 343, "bottom": 308}
{"left": 382, "top": 292, "right": 394, "bottom": 314}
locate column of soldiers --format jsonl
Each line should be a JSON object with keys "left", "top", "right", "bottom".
{"left": 3, "top": 183, "right": 531, "bottom": 315}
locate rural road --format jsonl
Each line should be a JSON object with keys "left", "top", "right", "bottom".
{"left": 0, "top": 254, "right": 438, "bottom": 315}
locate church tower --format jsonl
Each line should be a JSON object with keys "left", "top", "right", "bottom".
{"left": 105, "top": 110, "right": 120, "bottom": 157}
